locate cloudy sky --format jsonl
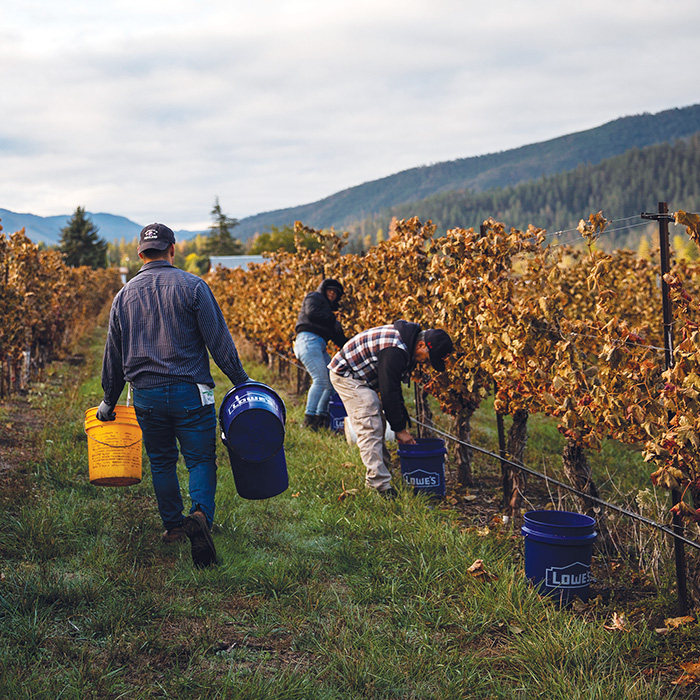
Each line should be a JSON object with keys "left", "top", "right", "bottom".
{"left": 2, "top": 0, "right": 699, "bottom": 230}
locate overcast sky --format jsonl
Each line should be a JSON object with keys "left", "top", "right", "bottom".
{"left": 2, "top": 0, "right": 699, "bottom": 230}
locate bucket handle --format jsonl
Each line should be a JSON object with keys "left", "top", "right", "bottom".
{"left": 87, "top": 386, "right": 136, "bottom": 447}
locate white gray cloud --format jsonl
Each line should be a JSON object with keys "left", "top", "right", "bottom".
{"left": 1, "top": 0, "right": 699, "bottom": 230}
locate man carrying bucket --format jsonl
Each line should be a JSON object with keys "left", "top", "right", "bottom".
{"left": 328, "top": 321, "right": 453, "bottom": 498}
{"left": 96, "top": 223, "right": 249, "bottom": 568}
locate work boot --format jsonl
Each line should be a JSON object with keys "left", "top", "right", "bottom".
{"left": 378, "top": 486, "right": 398, "bottom": 500}
{"left": 316, "top": 414, "right": 331, "bottom": 430}
{"left": 183, "top": 510, "right": 218, "bottom": 568}
{"left": 161, "top": 526, "right": 187, "bottom": 544}
{"left": 303, "top": 414, "right": 319, "bottom": 431}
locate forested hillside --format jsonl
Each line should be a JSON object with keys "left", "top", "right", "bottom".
{"left": 235, "top": 104, "right": 700, "bottom": 240}
{"left": 347, "top": 133, "right": 700, "bottom": 250}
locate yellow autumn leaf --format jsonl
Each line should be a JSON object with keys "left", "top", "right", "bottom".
{"left": 673, "top": 661, "right": 700, "bottom": 686}
{"left": 665, "top": 615, "right": 695, "bottom": 629}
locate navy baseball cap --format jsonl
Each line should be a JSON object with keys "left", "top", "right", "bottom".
{"left": 424, "top": 329, "right": 454, "bottom": 372}
{"left": 138, "top": 223, "right": 176, "bottom": 254}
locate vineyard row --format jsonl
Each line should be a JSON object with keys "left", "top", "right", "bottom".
{"left": 0, "top": 227, "right": 122, "bottom": 398}
{"left": 206, "top": 213, "right": 700, "bottom": 532}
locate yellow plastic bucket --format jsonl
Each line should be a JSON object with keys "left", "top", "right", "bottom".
{"left": 84, "top": 405, "right": 142, "bottom": 486}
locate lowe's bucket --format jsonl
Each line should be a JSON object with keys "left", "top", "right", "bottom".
{"left": 219, "top": 380, "right": 286, "bottom": 462}
{"left": 84, "top": 405, "right": 142, "bottom": 487}
{"left": 397, "top": 437, "right": 446, "bottom": 497}
{"left": 328, "top": 393, "right": 347, "bottom": 433}
{"left": 223, "top": 439, "right": 289, "bottom": 500}
{"left": 521, "top": 510, "right": 597, "bottom": 606}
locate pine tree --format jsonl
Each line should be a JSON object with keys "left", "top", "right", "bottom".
{"left": 205, "top": 197, "right": 244, "bottom": 256}
{"left": 59, "top": 207, "right": 107, "bottom": 268}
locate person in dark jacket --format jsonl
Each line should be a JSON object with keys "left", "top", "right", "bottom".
{"left": 328, "top": 320, "right": 453, "bottom": 497}
{"left": 293, "top": 278, "right": 348, "bottom": 429}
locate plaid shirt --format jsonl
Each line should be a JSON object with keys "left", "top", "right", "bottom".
{"left": 329, "top": 325, "right": 408, "bottom": 390}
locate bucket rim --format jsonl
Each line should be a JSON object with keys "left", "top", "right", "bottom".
{"left": 219, "top": 381, "right": 287, "bottom": 462}
{"left": 397, "top": 437, "right": 446, "bottom": 453}
{"left": 523, "top": 509, "right": 596, "bottom": 528}
{"left": 84, "top": 406, "right": 140, "bottom": 431}
{"left": 84, "top": 404, "right": 137, "bottom": 416}
{"left": 220, "top": 380, "right": 286, "bottom": 421}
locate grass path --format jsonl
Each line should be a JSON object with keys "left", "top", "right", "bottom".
{"left": 0, "top": 324, "right": 688, "bottom": 698}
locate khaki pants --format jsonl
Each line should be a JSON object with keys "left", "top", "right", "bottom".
{"left": 329, "top": 371, "right": 392, "bottom": 492}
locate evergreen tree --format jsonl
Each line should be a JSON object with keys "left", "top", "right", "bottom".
{"left": 59, "top": 206, "right": 107, "bottom": 268}
{"left": 205, "top": 197, "right": 243, "bottom": 255}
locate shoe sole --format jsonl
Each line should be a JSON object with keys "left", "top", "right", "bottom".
{"left": 183, "top": 514, "right": 218, "bottom": 568}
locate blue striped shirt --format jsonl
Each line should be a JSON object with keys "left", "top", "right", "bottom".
{"left": 101, "top": 260, "right": 248, "bottom": 405}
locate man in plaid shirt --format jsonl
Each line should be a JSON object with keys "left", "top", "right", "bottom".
{"left": 329, "top": 320, "right": 453, "bottom": 497}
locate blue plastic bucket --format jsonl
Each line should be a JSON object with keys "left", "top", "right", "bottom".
{"left": 328, "top": 393, "right": 347, "bottom": 433}
{"left": 219, "top": 381, "right": 286, "bottom": 462}
{"left": 223, "top": 441, "right": 289, "bottom": 500}
{"left": 521, "top": 510, "right": 597, "bottom": 605}
{"left": 397, "top": 437, "right": 446, "bottom": 497}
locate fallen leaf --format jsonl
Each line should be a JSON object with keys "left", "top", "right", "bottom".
{"left": 604, "top": 612, "right": 629, "bottom": 632}
{"left": 476, "top": 526, "right": 490, "bottom": 536}
{"left": 467, "top": 559, "right": 498, "bottom": 583}
{"left": 291, "top": 492, "right": 301, "bottom": 498}
{"left": 337, "top": 480, "right": 359, "bottom": 501}
{"left": 509, "top": 624, "right": 524, "bottom": 634}
{"left": 673, "top": 661, "right": 700, "bottom": 686}
{"left": 665, "top": 615, "right": 695, "bottom": 629}
{"left": 464, "top": 494, "right": 477, "bottom": 502}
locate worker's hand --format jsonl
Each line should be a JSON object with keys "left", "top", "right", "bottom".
{"left": 96, "top": 401, "right": 116, "bottom": 421}
{"left": 395, "top": 429, "right": 416, "bottom": 445}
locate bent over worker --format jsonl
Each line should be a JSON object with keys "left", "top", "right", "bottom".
{"left": 328, "top": 320, "right": 453, "bottom": 498}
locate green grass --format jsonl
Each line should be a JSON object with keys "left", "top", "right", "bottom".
{"left": 0, "top": 324, "right": 693, "bottom": 698}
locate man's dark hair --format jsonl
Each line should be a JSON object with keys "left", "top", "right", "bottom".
{"left": 140, "top": 247, "right": 171, "bottom": 261}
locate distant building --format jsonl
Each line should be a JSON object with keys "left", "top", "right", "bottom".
{"left": 209, "top": 255, "right": 266, "bottom": 270}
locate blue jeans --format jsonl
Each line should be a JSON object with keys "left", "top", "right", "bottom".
{"left": 293, "top": 332, "right": 332, "bottom": 416}
{"left": 133, "top": 382, "right": 217, "bottom": 530}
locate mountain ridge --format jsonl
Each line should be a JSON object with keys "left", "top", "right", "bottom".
{"left": 233, "top": 103, "right": 700, "bottom": 238}
{"left": 0, "top": 209, "right": 203, "bottom": 247}
{"left": 3, "top": 103, "right": 699, "bottom": 246}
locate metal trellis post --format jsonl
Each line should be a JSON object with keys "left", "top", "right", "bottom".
{"left": 641, "top": 201, "right": 688, "bottom": 614}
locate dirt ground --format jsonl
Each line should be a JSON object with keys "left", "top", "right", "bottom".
{"left": 0, "top": 392, "right": 43, "bottom": 507}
